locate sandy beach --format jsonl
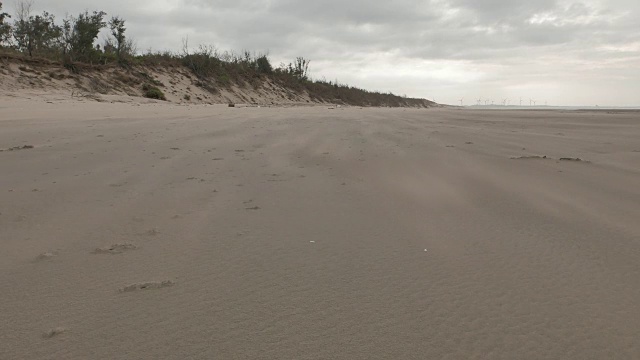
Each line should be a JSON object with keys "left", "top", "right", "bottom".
{"left": 1, "top": 98, "right": 639, "bottom": 359}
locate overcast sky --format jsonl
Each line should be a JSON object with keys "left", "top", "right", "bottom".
{"left": 20, "top": 0, "right": 640, "bottom": 106}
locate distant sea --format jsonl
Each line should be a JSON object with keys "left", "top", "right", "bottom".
{"left": 465, "top": 105, "right": 640, "bottom": 110}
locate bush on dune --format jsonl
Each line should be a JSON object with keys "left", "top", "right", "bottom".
{"left": 142, "top": 83, "right": 165, "bottom": 100}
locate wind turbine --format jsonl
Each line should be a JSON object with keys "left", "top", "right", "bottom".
{"left": 530, "top": 99, "right": 536, "bottom": 106}
{"left": 502, "top": 98, "right": 507, "bottom": 106}
{"left": 459, "top": 98, "right": 464, "bottom": 107}
{"left": 477, "top": 97, "right": 482, "bottom": 106}
{"left": 485, "top": 99, "right": 489, "bottom": 106}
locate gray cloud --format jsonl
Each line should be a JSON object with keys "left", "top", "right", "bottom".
{"left": 19, "top": 0, "right": 640, "bottom": 105}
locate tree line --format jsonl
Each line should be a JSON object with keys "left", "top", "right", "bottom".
{"left": 0, "top": 1, "right": 133, "bottom": 64}
{"left": 0, "top": 1, "right": 311, "bottom": 80}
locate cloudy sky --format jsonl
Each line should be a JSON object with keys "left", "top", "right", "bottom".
{"left": 21, "top": 0, "right": 640, "bottom": 106}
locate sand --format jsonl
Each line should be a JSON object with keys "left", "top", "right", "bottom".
{"left": 1, "top": 98, "right": 639, "bottom": 359}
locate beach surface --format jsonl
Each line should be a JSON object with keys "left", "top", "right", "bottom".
{"left": 1, "top": 98, "right": 639, "bottom": 359}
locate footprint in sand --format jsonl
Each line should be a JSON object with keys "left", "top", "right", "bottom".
{"left": 510, "top": 155, "right": 588, "bottom": 162}
{"left": 559, "top": 157, "right": 587, "bottom": 162}
{"left": 92, "top": 243, "right": 138, "bottom": 255}
{"left": 0, "top": 144, "right": 34, "bottom": 152}
{"left": 511, "top": 155, "right": 548, "bottom": 160}
{"left": 34, "top": 252, "right": 57, "bottom": 262}
{"left": 119, "top": 280, "right": 175, "bottom": 293}
{"left": 42, "top": 327, "right": 66, "bottom": 339}
{"left": 138, "top": 228, "right": 160, "bottom": 236}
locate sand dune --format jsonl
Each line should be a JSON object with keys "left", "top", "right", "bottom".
{"left": 1, "top": 98, "right": 639, "bottom": 359}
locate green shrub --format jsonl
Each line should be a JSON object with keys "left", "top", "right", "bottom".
{"left": 142, "top": 83, "right": 165, "bottom": 100}
{"left": 255, "top": 55, "right": 272, "bottom": 74}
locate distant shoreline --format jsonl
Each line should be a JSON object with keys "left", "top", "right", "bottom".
{"left": 462, "top": 105, "right": 640, "bottom": 111}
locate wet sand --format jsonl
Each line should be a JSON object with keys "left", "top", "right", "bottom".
{"left": 1, "top": 99, "right": 639, "bottom": 359}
